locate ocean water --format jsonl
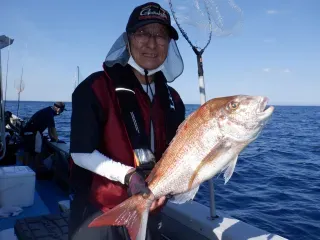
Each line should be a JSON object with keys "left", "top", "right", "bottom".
{"left": 4, "top": 101, "right": 320, "bottom": 240}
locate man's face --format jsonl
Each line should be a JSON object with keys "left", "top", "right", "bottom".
{"left": 54, "top": 107, "right": 63, "bottom": 115}
{"left": 129, "top": 23, "right": 170, "bottom": 70}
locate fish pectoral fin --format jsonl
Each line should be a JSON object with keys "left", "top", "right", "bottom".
{"left": 222, "top": 155, "right": 238, "bottom": 185}
{"left": 168, "top": 186, "right": 200, "bottom": 204}
{"left": 88, "top": 194, "right": 153, "bottom": 240}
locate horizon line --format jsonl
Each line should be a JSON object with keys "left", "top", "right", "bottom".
{"left": 3, "top": 100, "right": 320, "bottom": 107}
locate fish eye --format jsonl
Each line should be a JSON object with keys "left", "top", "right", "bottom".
{"left": 228, "top": 101, "right": 239, "bottom": 110}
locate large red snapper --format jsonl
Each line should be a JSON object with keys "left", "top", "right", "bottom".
{"left": 88, "top": 95, "right": 274, "bottom": 240}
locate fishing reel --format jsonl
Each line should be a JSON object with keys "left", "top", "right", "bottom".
{"left": 134, "top": 148, "right": 156, "bottom": 179}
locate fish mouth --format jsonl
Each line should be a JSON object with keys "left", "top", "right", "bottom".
{"left": 257, "top": 97, "right": 274, "bottom": 120}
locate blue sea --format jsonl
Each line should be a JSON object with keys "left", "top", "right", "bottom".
{"left": 4, "top": 101, "right": 320, "bottom": 240}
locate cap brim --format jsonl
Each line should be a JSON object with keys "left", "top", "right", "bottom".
{"left": 127, "top": 20, "right": 179, "bottom": 40}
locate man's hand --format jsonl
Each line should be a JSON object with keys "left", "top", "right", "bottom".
{"left": 48, "top": 127, "right": 59, "bottom": 142}
{"left": 124, "top": 169, "right": 168, "bottom": 212}
{"left": 125, "top": 169, "right": 150, "bottom": 197}
{"left": 150, "top": 196, "right": 167, "bottom": 212}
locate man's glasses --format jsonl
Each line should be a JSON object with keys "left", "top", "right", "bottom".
{"left": 131, "top": 30, "right": 169, "bottom": 46}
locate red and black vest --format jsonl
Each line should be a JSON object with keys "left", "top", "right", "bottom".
{"left": 70, "top": 63, "right": 185, "bottom": 212}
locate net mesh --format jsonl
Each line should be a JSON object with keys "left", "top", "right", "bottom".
{"left": 168, "top": 0, "right": 243, "bottom": 52}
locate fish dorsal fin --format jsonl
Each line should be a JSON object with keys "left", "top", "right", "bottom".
{"left": 222, "top": 155, "right": 238, "bottom": 185}
{"left": 168, "top": 186, "right": 200, "bottom": 204}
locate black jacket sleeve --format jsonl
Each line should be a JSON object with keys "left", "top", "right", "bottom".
{"left": 70, "top": 81, "right": 104, "bottom": 153}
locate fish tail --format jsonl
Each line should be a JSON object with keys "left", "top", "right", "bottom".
{"left": 88, "top": 193, "right": 154, "bottom": 240}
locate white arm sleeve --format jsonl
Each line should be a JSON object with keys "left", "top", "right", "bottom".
{"left": 71, "top": 150, "right": 134, "bottom": 184}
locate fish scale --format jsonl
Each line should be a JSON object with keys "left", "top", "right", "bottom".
{"left": 148, "top": 111, "right": 223, "bottom": 198}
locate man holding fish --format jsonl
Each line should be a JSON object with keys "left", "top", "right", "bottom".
{"left": 69, "top": 2, "right": 186, "bottom": 240}
{"left": 69, "top": 2, "right": 274, "bottom": 240}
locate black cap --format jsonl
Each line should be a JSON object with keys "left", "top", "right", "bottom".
{"left": 126, "top": 2, "right": 179, "bottom": 40}
{"left": 54, "top": 102, "right": 67, "bottom": 112}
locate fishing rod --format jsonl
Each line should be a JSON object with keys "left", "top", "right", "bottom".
{"left": 4, "top": 39, "right": 12, "bottom": 109}
{"left": 0, "top": 35, "right": 14, "bottom": 161}
{"left": 74, "top": 66, "right": 81, "bottom": 90}
{"left": 77, "top": 66, "right": 80, "bottom": 85}
{"left": 15, "top": 43, "right": 28, "bottom": 118}
{"left": 15, "top": 67, "right": 25, "bottom": 117}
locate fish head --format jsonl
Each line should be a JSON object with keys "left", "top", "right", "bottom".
{"left": 212, "top": 95, "right": 274, "bottom": 143}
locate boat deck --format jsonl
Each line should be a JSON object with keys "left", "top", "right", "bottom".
{"left": 0, "top": 179, "right": 69, "bottom": 239}
{"left": 0, "top": 178, "right": 173, "bottom": 240}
